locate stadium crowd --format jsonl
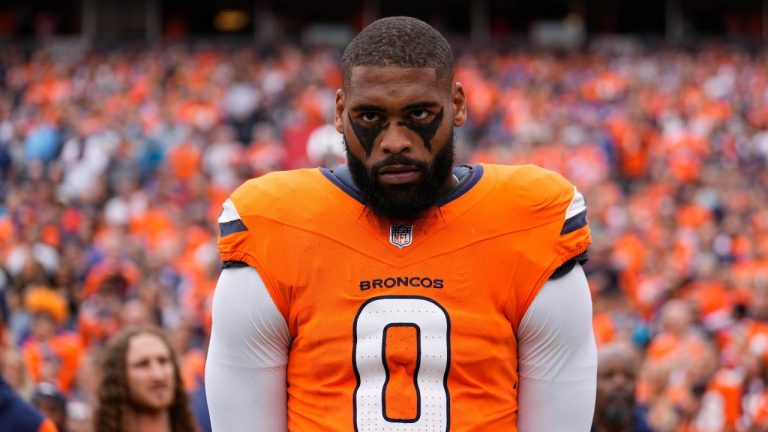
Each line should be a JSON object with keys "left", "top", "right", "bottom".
{"left": 0, "top": 38, "right": 767, "bottom": 431}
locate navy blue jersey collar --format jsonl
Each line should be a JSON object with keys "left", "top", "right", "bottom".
{"left": 320, "top": 164, "right": 484, "bottom": 207}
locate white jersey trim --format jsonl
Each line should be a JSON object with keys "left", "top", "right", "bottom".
{"left": 565, "top": 186, "right": 587, "bottom": 220}
{"left": 218, "top": 198, "right": 243, "bottom": 224}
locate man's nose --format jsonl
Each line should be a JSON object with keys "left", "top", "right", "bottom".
{"left": 611, "top": 373, "right": 633, "bottom": 390}
{"left": 149, "top": 361, "right": 169, "bottom": 379}
{"left": 379, "top": 125, "right": 412, "bottom": 154}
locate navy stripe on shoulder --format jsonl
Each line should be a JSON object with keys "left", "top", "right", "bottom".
{"left": 438, "top": 164, "right": 484, "bottom": 206}
{"left": 320, "top": 167, "right": 365, "bottom": 204}
{"left": 549, "top": 251, "right": 589, "bottom": 279}
{"left": 220, "top": 219, "right": 248, "bottom": 236}
{"left": 561, "top": 210, "right": 587, "bottom": 235}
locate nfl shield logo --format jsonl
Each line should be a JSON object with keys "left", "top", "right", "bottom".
{"left": 389, "top": 224, "right": 413, "bottom": 248}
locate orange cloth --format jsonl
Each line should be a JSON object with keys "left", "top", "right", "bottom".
{"left": 592, "top": 312, "right": 616, "bottom": 347}
{"left": 38, "top": 418, "right": 58, "bottom": 432}
{"left": 82, "top": 259, "right": 141, "bottom": 299}
{"left": 705, "top": 368, "right": 746, "bottom": 429}
{"left": 181, "top": 350, "right": 206, "bottom": 393}
{"left": 76, "top": 300, "right": 121, "bottom": 348}
{"left": 682, "top": 280, "right": 731, "bottom": 319}
{"left": 129, "top": 207, "right": 177, "bottom": 252}
{"left": 25, "top": 287, "right": 68, "bottom": 325}
{"left": 22, "top": 332, "right": 84, "bottom": 394}
{"left": 167, "top": 142, "right": 203, "bottom": 181}
{"left": 677, "top": 204, "right": 712, "bottom": 229}
{"left": 647, "top": 332, "right": 707, "bottom": 365}
{"left": 611, "top": 233, "right": 646, "bottom": 306}
{"left": 218, "top": 164, "right": 591, "bottom": 430}
{"left": 747, "top": 390, "right": 768, "bottom": 428}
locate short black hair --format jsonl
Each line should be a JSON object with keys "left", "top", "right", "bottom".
{"left": 341, "top": 16, "right": 454, "bottom": 88}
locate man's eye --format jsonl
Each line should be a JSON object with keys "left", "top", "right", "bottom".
{"left": 360, "top": 113, "right": 380, "bottom": 122}
{"left": 411, "top": 110, "right": 430, "bottom": 120}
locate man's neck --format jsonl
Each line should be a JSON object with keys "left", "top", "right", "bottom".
{"left": 123, "top": 407, "right": 172, "bottom": 432}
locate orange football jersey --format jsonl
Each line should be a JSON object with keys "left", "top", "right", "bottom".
{"left": 218, "top": 163, "right": 591, "bottom": 431}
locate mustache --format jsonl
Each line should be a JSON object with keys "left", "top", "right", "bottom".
{"left": 371, "top": 156, "right": 429, "bottom": 174}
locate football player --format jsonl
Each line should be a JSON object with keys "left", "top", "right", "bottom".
{"left": 206, "top": 16, "right": 596, "bottom": 431}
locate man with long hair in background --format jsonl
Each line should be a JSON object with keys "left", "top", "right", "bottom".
{"left": 93, "top": 326, "right": 199, "bottom": 432}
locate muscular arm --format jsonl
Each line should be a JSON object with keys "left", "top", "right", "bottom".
{"left": 205, "top": 266, "right": 290, "bottom": 432}
{"left": 517, "top": 263, "right": 597, "bottom": 432}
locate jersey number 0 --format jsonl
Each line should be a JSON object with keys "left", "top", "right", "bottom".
{"left": 352, "top": 296, "right": 451, "bottom": 431}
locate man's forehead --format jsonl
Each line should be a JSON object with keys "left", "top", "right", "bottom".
{"left": 344, "top": 66, "right": 448, "bottom": 107}
{"left": 347, "top": 66, "right": 440, "bottom": 88}
{"left": 598, "top": 349, "right": 637, "bottom": 372}
{"left": 127, "top": 333, "right": 169, "bottom": 358}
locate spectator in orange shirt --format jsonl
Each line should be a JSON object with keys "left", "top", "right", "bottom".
{"left": 22, "top": 286, "right": 84, "bottom": 394}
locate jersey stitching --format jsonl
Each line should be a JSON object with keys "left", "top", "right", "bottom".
{"left": 278, "top": 223, "right": 298, "bottom": 338}
{"left": 505, "top": 230, "right": 528, "bottom": 336}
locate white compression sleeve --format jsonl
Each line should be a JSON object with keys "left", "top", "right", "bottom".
{"left": 205, "top": 266, "right": 291, "bottom": 432}
{"left": 516, "top": 263, "right": 597, "bottom": 432}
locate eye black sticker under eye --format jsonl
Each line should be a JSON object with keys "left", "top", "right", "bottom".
{"left": 348, "top": 113, "right": 388, "bottom": 157}
{"left": 398, "top": 107, "right": 444, "bottom": 152}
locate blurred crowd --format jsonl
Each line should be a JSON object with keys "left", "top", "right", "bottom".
{"left": 0, "top": 38, "right": 767, "bottom": 432}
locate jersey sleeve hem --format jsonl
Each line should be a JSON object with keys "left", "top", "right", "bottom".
{"left": 220, "top": 249, "right": 290, "bottom": 323}
{"left": 513, "top": 241, "right": 590, "bottom": 332}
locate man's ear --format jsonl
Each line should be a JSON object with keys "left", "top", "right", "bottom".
{"left": 452, "top": 82, "right": 467, "bottom": 127}
{"left": 335, "top": 89, "right": 345, "bottom": 134}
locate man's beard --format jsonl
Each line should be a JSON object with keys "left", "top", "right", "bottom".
{"left": 597, "top": 398, "right": 634, "bottom": 428}
{"left": 127, "top": 396, "right": 173, "bottom": 415}
{"left": 345, "top": 130, "right": 455, "bottom": 221}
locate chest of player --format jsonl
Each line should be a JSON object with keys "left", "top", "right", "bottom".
{"left": 290, "top": 217, "right": 529, "bottom": 319}
{"left": 277, "top": 223, "right": 534, "bottom": 429}
{"left": 284, "top": 222, "right": 531, "bottom": 369}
